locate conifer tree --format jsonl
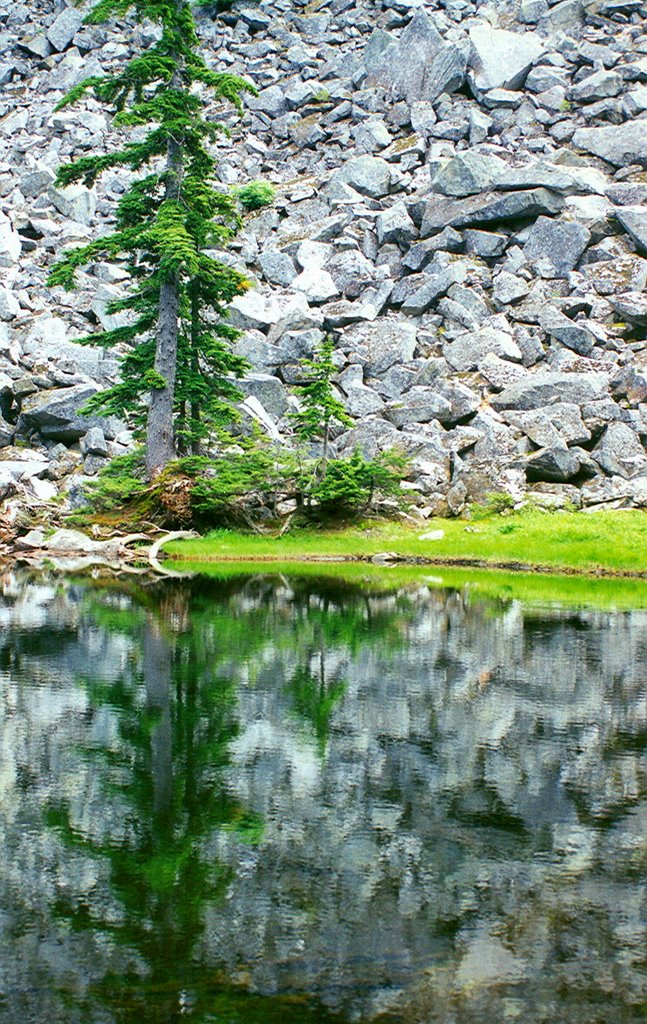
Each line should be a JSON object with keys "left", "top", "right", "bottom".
{"left": 290, "top": 338, "right": 353, "bottom": 471}
{"left": 48, "top": 0, "right": 256, "bottom": 476}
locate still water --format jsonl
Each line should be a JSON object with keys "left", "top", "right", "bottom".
{"left": 0, "top": 569, "right": 645, "bottom": 1024}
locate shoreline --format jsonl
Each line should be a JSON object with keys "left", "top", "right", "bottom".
{"left": 165, "top": 550, "right": 647, "bottom": 579}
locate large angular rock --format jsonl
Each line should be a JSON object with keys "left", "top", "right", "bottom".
{"left": 432, "top": 152, "right": 505, "bottom": 197}
{"left": 523, "top": 218, "right": 590, "bottom": 278}
{"left": 478, "top": 353, "right": 528, "bottom": 390}
{"left": 592, "top": 422, "right": 646, "bottom": 478}
{"left": 49, "top": 184, "right": 97, "bottom": 226}
{"left": 0, "top": 216, "right": 21, "bottom": 268}
{"left": 292, "top": 267, "right": 339, "bottom": 303}
{"left": 376, "top": 203, "right": 417, "bottom": 246}
{"left": 23, "top": 317, "right": 118, "bottom": 382}
{"left": 526, "top": 447, "right": 582, "bottom": 482}
{"left": 364, "top": 11, "right": 468, "bottom": 106}
{"left": 544, "top": 404, "right": 591, "bottom": 446}
{"left": 539, "top": 308, "right": 595, "bottom": 356}
{"left": 17, "top": 384, "right": 104, "bottom": 442}
{"left": 327, "top": 251, "right": 378, "bottom": 299}
{"left": 339, "top": 320, "right": 417, "bottom": 376}
{"left": 332, "top": 156, "right": 392, "bottom": 199}
{"left": 571, "top": 69, "right": 623, "bottom": 104}
{"left": 492, "top": 372, "right": 608, "bottom": 411}
{"left": 0, "top": 285, "right": 20, "bottom": 321}
{"left": 444, "top": 325, "right": 523, "bottom": 372}
{"left": 573, "top": 123, "right": 647, "bottom": 168}
{"left": 383, "top": 389, "right": 447, "bottom": 429}
{"left": 247, "top": 86, "right": 288, "bottom": 118}
{"left": 609, "top": 292, "right": 647, "bottom": 325}
{"left": 238, "top": 375, "right": 289, "bottom": 420}
{"left": 614, "top": 207, "right": 647, "bottom": 255}
{"left": 46, "top": 6, "right": 85, "bottom": 51}
{"left": 582, "top": 255, "right": 647, "bottom": 296}
{"left": 401, "top": 263, "right": 468, "bottom": 315}
{"left": 258, "top": 250, "right": 297, "bottom": 287}
{"left": 468, "top": 25, "right": 544, "bottom": 93}
{"left": 421, "top": 189, "right": 563, "bottom": 235}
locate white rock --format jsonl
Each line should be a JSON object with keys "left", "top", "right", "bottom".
{"left": 292, "top": 268, "right": 339, "bottom": 303}
{"left": 468, "top": 24, "right": 544, "bottom": 93}
{"left": 0, "top": 286, "right": 20, "bottom": 322}
{"left": 0, "top": 216, "right": 21, "bottom": 267}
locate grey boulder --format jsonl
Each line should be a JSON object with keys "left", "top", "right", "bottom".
{"left": 523, "top": 218, "right": 591, "bottom": 278}
{"left": 421, "top": 189, "right": 564, "bottom": 235}
{"left": 572, "top": 123, "right": 647, "bottom": 168}
{"left": 468, "top": 25, "right": 544, "bottom": 93}
{"left": 492, "top": 372, "right": 608, "bottom": 411}
{"left": 17, "top": 384, "right": 104, "bottom": 443}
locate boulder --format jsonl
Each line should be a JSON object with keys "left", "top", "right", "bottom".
{"left": 17, "top": 384, "right": 105, "bottom": 443}
{"left": 432, "top": 153, "right": 506, "bottom": 197}
{"left": 444, "top": 324, "right": 522, "bottom": 372}
{"left": 340, "top": 320, "right": 417, "bottom": 376}
{"left": 0, "top": 216, "right": 21, "bottom": 267}
{"left": 48, "top": 184, "right": 97, "bottom": 226}
{"left": 238, "top": 375, "right": 289, "bottom": 420}
{"left": 376, "top": 203, "right": 418, "bottom": 246}
{"left": 571, "top": 69, "right": 623, "bottom": 104}
{"left": 332, "top": 156, "right": 393, "bottom": 199}
{"left": 582, "top": 255, "right": 647, "bottom": 296}
{"left": 614, "top": 207, "right": 647, "bottom": 255}
{"left": 401, "top": 263, "right": 468, "bottom": 315}
{"left": 592, "top": 423, "right": 646, "bottom": 478}
{"left": 539, "top": 308, "right": 595, "bottom": 356}
{"left": 364, "top": 11, "right": 468, "bottom": 106}
{"left": 523, "top": 218, "right": 591, "bottom": 278}
{"left": 492, "top": 372, "right": 608, "bottom": 411}
{"left": 468, "top": 24, "right": 544, "bottom": 93}
{"left": 421, "top": 189, "right": 564, "bottom": 235}
{"left": 46, "top": 6, "right": 85, "bottom": 51}
{"left": 0, "top": 285, "right": 20, "bottom": 321}
{"left": 572, "top": 123, "right": 647, "bottom": 168}
{"left": 258, "top": 249, "right": 298, "bottom": 287}
{"left": 526, "top": 447, "right": 581, "bottom": 482}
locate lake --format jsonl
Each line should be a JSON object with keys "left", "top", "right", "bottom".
{"left": 0, "top": 568, "right": 645, "bottom": 1023}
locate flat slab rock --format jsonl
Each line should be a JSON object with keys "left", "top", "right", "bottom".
{"left": 421, "top": 189, "right": 564, "bottom": 235}
{"left": 572, "top": 123, "right": 647, "bottom": 168}
{"left": 491, "top": 371, "right": 609, "bottom": 411}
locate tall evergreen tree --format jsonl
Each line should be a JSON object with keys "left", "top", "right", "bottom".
{"left": 48, "top": 0, "right": 255, "bottom": 476}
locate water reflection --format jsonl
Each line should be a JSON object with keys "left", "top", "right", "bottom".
{"left": 0, "top": 571, "right": 645, "bottom": 1023}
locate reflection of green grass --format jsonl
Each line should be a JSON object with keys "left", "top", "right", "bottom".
{"left": 169, "top": 560, "right": 647, "bottom": 611}
{"left": 165, "top": 509, "right": 647, "bottom": 576}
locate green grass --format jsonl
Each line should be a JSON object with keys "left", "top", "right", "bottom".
{"left": 165, "top": 508, "right": 647, "bottom": 576}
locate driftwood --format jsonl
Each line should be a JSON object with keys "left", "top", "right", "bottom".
{"left": 147, "top": 531, "right": 198, "bottom": 577}
{"left": 5, "top": 527, "right": 198, "bottom": 578}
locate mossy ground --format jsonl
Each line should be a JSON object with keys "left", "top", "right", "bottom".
{"left": 164, "top": 508, "right": 647, "bottom": 577}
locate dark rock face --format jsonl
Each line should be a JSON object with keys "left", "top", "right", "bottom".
{"left": 1, "top": 0, "right": 647, "bottom": 512}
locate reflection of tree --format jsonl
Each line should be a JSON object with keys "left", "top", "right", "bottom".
{"left": 45, "top": 585, "right": 264, "bottom": 1024}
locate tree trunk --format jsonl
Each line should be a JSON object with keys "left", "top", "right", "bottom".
{"left": 146, "top": 89, "right": 183, "bottom": 478}
{"left": 190, "top": 289, "right": 201, "bottom": 456}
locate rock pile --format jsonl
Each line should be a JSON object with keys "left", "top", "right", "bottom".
{"left": 1, "top": 0, "right": 647, "bottom": 515}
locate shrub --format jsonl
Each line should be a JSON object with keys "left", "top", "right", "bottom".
{"left": 308, "top": 448, "right": 408, "bottom": 517}
{"left": 469, "top": 491, "right": 516, "bottom": 519}
{"left": 237, "top": 181, "right": 275, "bottom": 211}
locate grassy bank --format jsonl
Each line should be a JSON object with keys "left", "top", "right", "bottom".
{"left": 164, "top": 508, "right": 647, "bottom": 577}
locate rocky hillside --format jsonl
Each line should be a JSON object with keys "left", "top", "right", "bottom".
{"left": 1, "top": 0, "right": 647, "bottom": 519}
